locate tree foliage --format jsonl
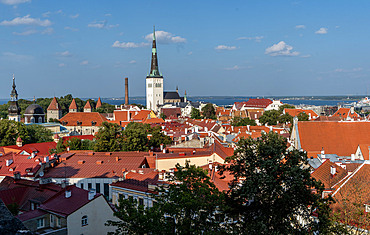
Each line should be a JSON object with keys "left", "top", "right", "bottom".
{"left": 122, "top": 122, "right": 150, "bottom": 152}
{"left": 230, "top": 117, "right": 256, "bottom": 126}
{"left": 201, "top": 103, "right": 216, "bottom": 119}
{"left": 107, "top": 163, "right": 228, "bottom": 234}
{"left": 297, "top": 112, "right": 309, "bottom": 121}
{"left": 258, "top": 110, "right": 281, "bottom": 125}
{"left": 223, "top": 132, "right": 335, "bottom": 234}
{"left": 0, "top": 120, "right": 52, "bottom": 146}
{"left": 190, "top": 108, "right": 201, "bottom": 119}
{"left": 94, "top": 122, "right": 124, "bottom": 152}
{"left": 278, "top": 104, "right": 295, "bottom": 113}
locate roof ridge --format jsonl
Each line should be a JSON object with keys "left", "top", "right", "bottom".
{"left": 332, "top": 162, "right": 366, "bottom": 196}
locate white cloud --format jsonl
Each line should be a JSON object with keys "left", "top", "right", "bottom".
{"left": 57, "top": 51, "right": 72, "bottom": 57}
{"left": 335, "top": 67, "right": 363, "bottom": 73}
{"left": 58, "top": 63, "right": 65, "bottom": 67}
{"left": 112, "top": 41, "right": 149, "bottom": 48}
{"left": 80, "top": 60, "right": 88, "bottom": 65}
{"left": 265, "top": 41, "right": 299, "bottom": 56}
{"left": 41, "top": 27, "right": 53, "bottom": 34}
{"left": 301, "top": 54, "right": 311, "bottom": 58}
{"left": 2, "top": 52, "right": 33, "bottom": 61}
{"left": 107, "top": 24, "right": 119, "bottom": 28}
{"left": 64, "top": 26, "right": 79, "bottom": 31}
{"left": 13, "top": 29, "right": 37, "bottom": 35}
{"left": 42, "top": 11, "right": 51, "bottom": 18}
{"left": 70, "top": 14, "right": 79, "bottom": 19}
{"left": 237, "top": 36, "right": 264, "bottom": 42}
{"left": 0, "top": 15, "right": 51, "bottom": 27}
{"left": 88, "top": 20, "right": 118, "bottom": 29}
{"left": 295, "top": 25, "right": 305, "bottom": 29}
{"left": 315, "top": 27, "right": 328, "bottom": 34}
{"left": 225, "top": 65, "right": 242, "bottom": 70}
{"left": 129, "top": 60, "right": 136, "bottom": 64}
{"left": 215, "top": 45, "right": 237, "bottom": 50}
{"left": 0, "top": 0, "right": 30, "bottom": 5}
{"left": 105, "top": 13, "right": 112, "bottom": 17}
{"left": 144, "top": 31, "right": 186, "bottom": 44}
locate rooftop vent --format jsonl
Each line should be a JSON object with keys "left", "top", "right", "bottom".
{"left": 96, "top": 160, "right": 103, "bottom": 165}
{"left": 65, "top": 189, "right": 71, "bottom": 198}
{"left": 78, "top": 160, "right": 85, "bottom": 164}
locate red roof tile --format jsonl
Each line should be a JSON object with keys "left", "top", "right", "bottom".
{"left": 245, "top": 98, "right": 273, "bottom": 108}
{"left": 69, "top": 98, "right": 77, "bottom": 110}
{"left": 84, "top": 100, "right": 92, "bottom": 109}
{"left": 96, "top": 97, "right": 102, "bottom": 109}
{"left": 47, "top": 97, "right": 62, "bottom": 111}
{"left": 59, "top": 112, "right": 108, "bottom": 126}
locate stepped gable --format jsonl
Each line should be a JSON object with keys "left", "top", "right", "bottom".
{"left": 96, "top": 97, "right": 102, "bottom": 109}
{"left": 297, "top": 121, "right": 370, "bottom": 157}
{"left": 59, "top": 112, "right": 108, "bottom": 126}
{"left": 47, "top": 97, "right": 62, "bottom": 110}
{"left": 69, "top": 98, "right": 77, "bottom": 110}
{"left": 84, "top": 100, "right": 92, "bottom": 109}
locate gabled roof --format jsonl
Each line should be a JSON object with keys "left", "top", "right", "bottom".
{"left": 59, "top": 112, "right": 108, "bottom": 126}
{"left": 284, "top": 108, "right": 319, "bottom": 119}
{"left": 332, "top": 108, "right": 360, "bottom": 120}
{"left": 311, "top": 160, "right": 348, "bottom": 189}
{"left": 69, "top": 98, "right": 77, "bottom": 110}
{"left": 164, "top": 91, "right": 180, "bottom": 100}
{"left": 96, "top": 97, "right": 102, "bottom": 109}
{"left": 111, "top": 170, "right": 159, "bottom": 193}
{"left": 245, "top": 98, "right": 273, "bottom": 108}
{"left": 47, "top": 97, "right": 62, "bottom": 111}
{"left": 297, "top": 121, "right": 370, "bottom": 157}
{"left": 39, "top": 185, "right": 101, "bottom": 217}
{"left": 1, "top": 141, "right": 57, "bottom": 156}
{"left": 43, "top": 152, "right": 151, "bottom": 178}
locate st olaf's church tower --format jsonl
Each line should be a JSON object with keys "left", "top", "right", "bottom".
{"left": 146, "top": 26, "right": 163, "bottom": 112}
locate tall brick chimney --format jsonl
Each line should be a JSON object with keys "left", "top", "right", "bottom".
{"left": 125, "top": 77, "right": 129, "bottom": 105}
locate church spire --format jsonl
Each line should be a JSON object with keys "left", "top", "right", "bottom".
{"left": 10, "top": 74, "right": 18, "bottom": 101}
{"left": 148, "top": 26, "right": 162, "bottom": 78}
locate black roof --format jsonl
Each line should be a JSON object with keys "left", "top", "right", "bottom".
{"left": 164, "top": 91, "right": 180, "bottom": 100}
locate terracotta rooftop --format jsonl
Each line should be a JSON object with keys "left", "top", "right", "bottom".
{"left": 96, "top": 97, "right": 102, "bottom": 109}
{"left": 284, "top": 108, "right": 319, "bottom": 119}
{"left": 69, "top": 98, "right": 77, "bottom": 110}
{"left": 47, "top": 97, "right": 62, "bottom": 111}
{"left": 297, "top": 121, "right": 370, "bottom": 157}
{"left": 84, "top": 100, "right": 92, "bottom": 109}
{"left": 311, "top": 160, "right": 348, "bottom": 189}
{"left": 245, "top": 98, "right": 273, "bottom": 108}
{"left": 59, "top": 112, "right": 108, "bottom": 126}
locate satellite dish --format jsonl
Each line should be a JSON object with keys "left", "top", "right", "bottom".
{"left": 39, "top": 171, "right": 44, "bottom": 177}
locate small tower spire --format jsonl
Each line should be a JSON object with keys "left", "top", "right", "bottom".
{"left": 147, "top": 25, "right": 162, "bottom": 78}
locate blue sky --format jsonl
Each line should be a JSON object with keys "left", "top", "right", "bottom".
{"left": 0, "top": 0, "right": 369, "bottom": 99}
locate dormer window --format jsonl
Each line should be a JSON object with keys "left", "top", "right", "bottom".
{"left": 81, "top": 215, "right": 88, "bottom": 226}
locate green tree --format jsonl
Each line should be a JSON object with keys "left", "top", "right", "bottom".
{"left": 297, "top": 112, "right": 309, "bottom": 121}
{"left": 50, "top": 139, "right": 66, "bottom": 154}
{"left": 278, "top": 113, "right": 293, "bottom": 124}
{"left": 278, "top": 104, "right": 295, "bottom": 113}
{"left": 190, "top": 107, "right": 201, "bottom": 119}
{"left": 107, "top": 163, "right": 228, "bottom": 234}
{"left": 223, "top": 132, "right": 335, "bottom": 234}
{"left": 96, "top": 103, "right": 115, "bottom": 114}
{"left": 122, "top": 122, "right": 149, "bottom": 151}
{"left": 201, "top": 103, "right": 216, "bottom": 119}
{"left": 26, "top": 124, "right": 53, "bottom": 143}
{"left": 160, "top": 112, "right": 167, "bottom": 120}
{"left": 230, "top": 117, "right": 257, "bottom": 126}
{"left": 258, "top": 110, "right": 281, "bottom": 125}
{"left": 94, "top": 122, "right": 124, "bottom": 152}
{"left": 149, "top": 126, "right": 172, "bottom": 149}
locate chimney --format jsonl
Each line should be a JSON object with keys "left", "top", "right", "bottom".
{"left": 208, "top": 160, "right": 213, "bottom": 170}
{"left": 351, "top": 154, "right": 355, "bottom": 161}
{"left": 16, "top": 137, "right": 23, "bottom": 147}
{"left": 330, "top": 166, "right": 336, "bottom": 176}
{"left": 321, "top": 147, "right": 325, "bottom": 159}
{"left": 350, "top": 106, "right": 354, "bottom": 114}
{"left": 125, "top": 77, "right": 129, "bottom": 105}
{"left": 88, "top": 190, "right": 96, "bottom": 200}
{"left": 65, "top": 189, "right": 72, "bottom": 198}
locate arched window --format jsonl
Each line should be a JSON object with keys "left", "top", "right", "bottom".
{"left": 30, "top": 117, "right": 35, "bottom": 123}
{"left": 81, "top": 215, "right": 88, "bottom": 226}
{"left": 38, "top": 117, "right": 43, "bottom": 123}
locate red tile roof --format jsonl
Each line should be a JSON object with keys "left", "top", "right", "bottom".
{"left": 17, "top": 209, "right": 48, "bottom": 221}
{"left": 1, "top": 141, "right": 57, "bottom": 156}
{"left": 84, "top": 100, "right": 92, "bottom": 109}
{"left": 245, "top": 98, "right": 273, "bottom": 108}
{"left": 47, "top": 97, "right": 62, "bottom": 111}
{"left": 297, "top": 121, "right": 370, "bottom": 157}
{"left": 96, "top": 97, "right": 102, "bottom": 109}
{"left": 284, "top": 108, "right": 319, "bottom": 119}
{"left": 111, "top": 170, "right": 159, "bottom": 193}
{"left": 59, "top": 112, "right": 108, "bottom": 126}
{"left": 332, "top": 108, "right": 360, "bottom": 120}
{"left": 69, "top": 98, "right": 77, "bottom": 110}
{"left": 44, "top": 152, "right": 151, "bottom": 178}
{"left": 311, "top": 160, "right": 348, "bottom": 189}
{"left": 39, "top": 185, "right": 101, "bottom": 217}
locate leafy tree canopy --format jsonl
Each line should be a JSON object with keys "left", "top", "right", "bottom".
{"left": 190, "top": 107, "right": 201, "bottom": 119}
{"left": 94, "top": 122, "right": 124, "bottom": 152}
{"left": 201, "top": 103, "right": 216, "bottom": 119}
{"left": 258, "top": 110, "right": 281, "bottom": 125}
{"left": 231, "top": 117, "right": 257, "bottom": 126}
{"left": 278, "top": 104, "right": 295, "bottom": 113}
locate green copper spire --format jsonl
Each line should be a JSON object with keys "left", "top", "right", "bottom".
{"left": 147, "top": 26, "right": 162, "bottom": 78}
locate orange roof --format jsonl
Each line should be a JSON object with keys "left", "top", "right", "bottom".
{"left": 332, "top": 108, "right": 360, "bottom": 120}
{"left": 143, "top": 117, "right": 165, "bottom": 124}
{"left": 47, "top": 97, "right": 62, "bottom": 110}
{"left": 96, "top": 97, "right": 102, "bottom": 109}
{"left": 59, "top": 112, "right": 108, "bottom": 126}
{"left": 84, "top": 100, "right": 92, "bottom": 109}
{"left": 297, "top": 121, "right": 370, "bottom": 156}
{"left": 284, "top": 108, "right": 319, "bottom": 119}
{"left": 358, "top": 144, "right": 370, "bottom": 160}
{"left": 311, "top": 160, "right": 348, "bottom": 189}
{"left": 69, "top": 98, "right": 77, "bottom": 109}
{"left": 131, "top": 110, "right": 152, "bottom": 121}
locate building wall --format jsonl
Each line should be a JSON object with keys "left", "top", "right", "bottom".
{"left": 111, "top": 186, "right": 154, "bottom": 208}
{"left": 67, "top": 195, "right": 118, "bottom": 235}
{"left": 47, "top": 110, "right": 62, "bottom": 121}
{"left": 156, "top": 153, "right": 225, "bottom": 171}
{"left": 146, "top": 78, "right": 163, "bottom": 112}
{"left": 64, "top": 126, "right": 99, "bottom": 135}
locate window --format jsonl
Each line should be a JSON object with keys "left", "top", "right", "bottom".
{"left": 119, "top": 193, "right": 124, "bottom": 201}
{"left": 80, "top": 183, "right": 84, "bottom": 189}
{"left": 88, "top": 183, "right": 92, "bottom": 190}
{"left": 96, "top": 183, "right": 100, "bottom": 193}
{"left": 37, "top": 218, "right": 45, "bottom": 229}
{"left": 81, "top": 215, "right": 88, "bottom": 226}
{"left": 104, "top": 183, "right": 109, "bottom": 197}
{"left": 57, "top": 217, "right": 61, "bottom": 227}
{"left": 366, "top": 204, "right": 370, "bottom": 213}
{"left": 139, "top": 198, "right": 144, "bottom": 206}
{"left": 148, "top": 83, "right": 152, "bottom": 88}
